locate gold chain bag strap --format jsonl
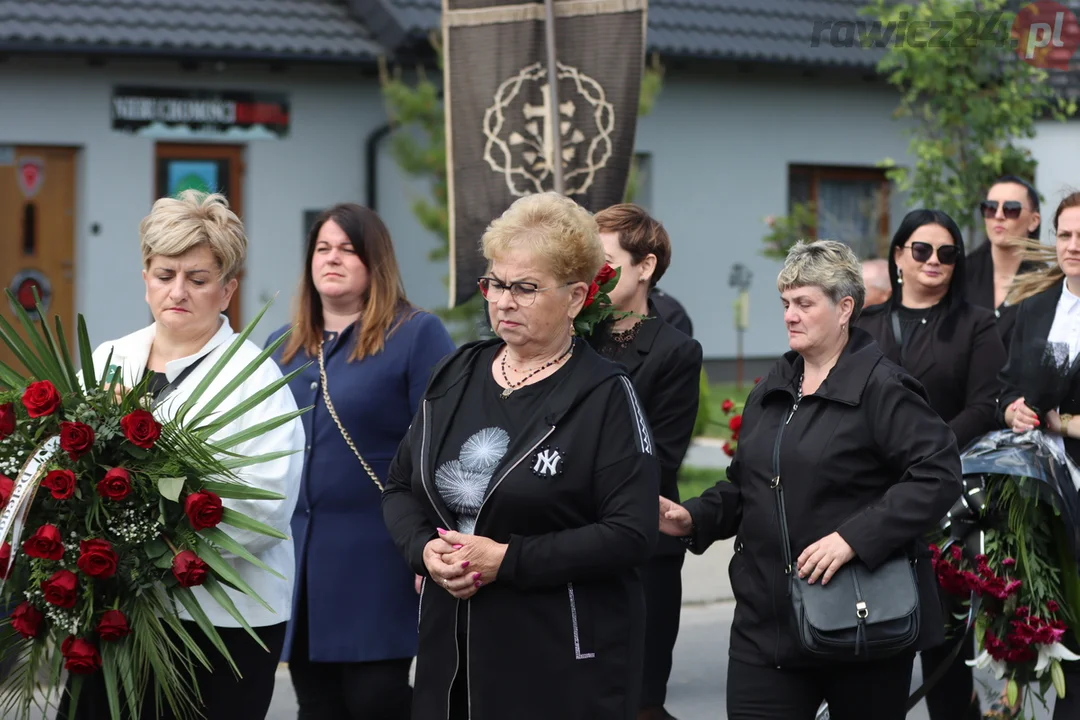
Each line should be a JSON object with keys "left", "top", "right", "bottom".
{"left": 317, "top": 341, "right": 383, "bottom": 492}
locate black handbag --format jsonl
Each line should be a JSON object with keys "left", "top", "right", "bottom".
{"left": 772, "top": 379, "right": 921, "bottom": 660}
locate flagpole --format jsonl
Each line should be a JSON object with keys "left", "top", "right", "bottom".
{"left": 544, "top": 0, "right": 564, "bottom": 194}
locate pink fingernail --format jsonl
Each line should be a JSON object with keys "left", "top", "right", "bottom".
{"left": 437, "top": 528, "right": 447, "bottom": 535}
{"left": 453, "top": 544, "right": 463, "bottom": 549}
{"left": 472, "top": 572, "right": 481, "bottom": 580}
{"left": 461, "top": 561, "right": 470, "bottom": 568}
{"left": 475, "top": 581, "right": 483, "bottom": 588}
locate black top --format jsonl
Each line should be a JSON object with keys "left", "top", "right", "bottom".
{"left": 856, "top": 301, "right": 1006, "bottom": 450}
{"left": 145, "top": 369, "right": 169, "bottom": 400}
{"left": 683, "top": 328, "right": 962, "bottom": 668}
{"left": 382, "top": 338, "right": 660, "bottom": 720}
{"left": 433, "top": 344, "right": 570, "bottom": 534}
{"left": 964, "top": 241, "right": 1044, "bottom": 348}
{"left": 895, "top": 305, "right": 933, "bottom": 347}
{"left": 588, "top": 308, "right": 703, "bottom": 557}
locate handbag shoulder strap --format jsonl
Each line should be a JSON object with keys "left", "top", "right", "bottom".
{"left": 772, "top": 376, "right": 804, "bottom": 576}
{"left": 318, "top": 341, "right": 384, "bottom": 492}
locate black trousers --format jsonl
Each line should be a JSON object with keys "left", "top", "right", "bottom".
{"left": 640, "top": 552, "right": 684, "bottom": 708}
{"left": 919, "top": 636, "right": 980, "bottom": 720}
{"left": 59, "top": 620, "right": 286, "bottom": 720}
{"left": 727, "top": 653, "right": 915, "bottom": 720}
{"left": 288, "top": 584, "right": 412, "bottom": 720}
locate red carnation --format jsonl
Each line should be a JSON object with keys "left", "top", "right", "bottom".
{"left": 584, "top": 282, "right": 600, "bottom": 308}
{"left": 729, "top": 415, "right": 743, "bottom": 434}
{"left": 23, "top": 524, "right": 64, "bottom": 560}
{"left": 594, "top": 264, "right": 617, "bottom": 287}
{"left": 120, "top": 409, "right": 161, "bottom": 449}
{"left": 721, "top": 399, "right": 735, "bottom": 414}
{"left": 171, "top": 551, "right": 209, "bottom": 587}
{"left": 76, "top": 539, "right": 118, "bottom": 579}
{"left": 96, "top": 610, "right": 131, "bottom": 641}
{"left": 184, "top": 491, "right": 224, "bottom": 531}
{"left": 42, "top": 469, "right": 76, "bottom": 500}
{"left": 10, "top": 602, "right": 42, "bottom": 639}
{"left": 0, "top": 475, "right": 12, "bottom": 507}
{"left": 1001, "top": 557, "right": 1017, "bottom": 567}
{"left": 0, "top": 542, "right": 11, "bottom": 580}
{"left": 41, "top": 569, "right": 78, "bottom": 608}
{"left": 21, "top": 380, "right": 60, "bottom": 418}
{"left": 1048, "top": 600, "right": 1061, "bottom": 613}
{"left": 97, "top": 468, "right": 131, "bottom": 501}
{"left": 61, "top": 636, "right": 101, "bottom": 675}
{"left": 0, "top": 403, "right": 14, "bottom": 439}
{"left": 59, "top": 421, "right": 95, "bottom": 460}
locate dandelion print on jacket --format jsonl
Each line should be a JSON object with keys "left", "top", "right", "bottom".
{"left": 435, "top": 427, "right": 510, "bottom": 534}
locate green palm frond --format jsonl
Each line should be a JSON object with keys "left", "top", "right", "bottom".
{"left": 77, "top": 315, "right": 97, "bottom": 389}
{"left": 192, "top": 368, "right": 309, "bottom": 440}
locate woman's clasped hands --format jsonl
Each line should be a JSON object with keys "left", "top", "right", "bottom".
{"left": 422, "top": 529, "right": 508, "bottom": 599}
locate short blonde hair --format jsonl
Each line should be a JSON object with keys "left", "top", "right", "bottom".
{"left": 481, "top": 192, "right": 604, "bottom": 284}
{"left": 140, "top": 190, "right": 247, "bottom": 282}
{"left": 777, "top": 240, "right": 866, "bottom": 322}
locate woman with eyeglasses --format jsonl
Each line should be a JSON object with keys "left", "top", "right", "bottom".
{"left": 966, "top": 175, "right": 1044, "bottom": 349}
{"left": 381, "top": 192, "right": 660, "bottom": 720}
{"left": 856, "top": 209, "right": 1007, "bottom": 720}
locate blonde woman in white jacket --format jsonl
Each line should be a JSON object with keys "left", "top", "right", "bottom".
{"left": 61, "top": 190, "right": 304, "bottom": 720}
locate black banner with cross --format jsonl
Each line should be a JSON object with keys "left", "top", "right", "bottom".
{"left": 442, "top": 0, "right": 647, "bottom": 307}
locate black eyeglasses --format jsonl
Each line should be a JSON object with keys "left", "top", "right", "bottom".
{"left": 980, "top": 200, "right": 1025, "bottom": 220}
{"left": 477, "top": 277, "right": 572, "bottom": 306}
{"left": 903, "top": 242, "right": 958, "bottom": 265}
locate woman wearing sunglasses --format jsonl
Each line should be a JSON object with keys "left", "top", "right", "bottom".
{"left": 965, "top": 175, "right": 1044, "bottom": 348}
{"left": 856, "top": 209, "right": 1007, "bottom": 720}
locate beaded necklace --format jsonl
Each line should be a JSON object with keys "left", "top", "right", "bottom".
{"left": 499, "top": 340, "right": 574, "bottom": 399}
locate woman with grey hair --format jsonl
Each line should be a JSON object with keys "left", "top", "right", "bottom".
{"left": 658, "top": 240, "right": 962, "bottom": 719}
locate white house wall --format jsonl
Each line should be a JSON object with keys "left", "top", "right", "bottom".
{"left": 1028, "top": 120, "right": 1080, "bottom": 242}
{"left": 0, "top": 56, "right": 447, "bottom": 348}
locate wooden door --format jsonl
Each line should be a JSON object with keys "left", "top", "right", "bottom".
{"left": 0, "top": 146, "right": 76, "bottom": 380}
{"left": 154, "top": 143, "right": 245, "bottom": 330}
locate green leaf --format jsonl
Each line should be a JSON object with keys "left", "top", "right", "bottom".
{"left": 77, "top": 314, "right": 97, "bottom": 389}
{"left": 153, "top": 551, "right": 175, "bottom": 570}
{"left": 173, "top": 587, "right": 240, "bottom": 675}
{"left": 191, "top": 533, "right": 276, "bottom": 612}
{"left": 101, "top": 643, "right": 123, "bottom": 720}
{"left": 52, "top": 314, "right": 82, "bottom": 394}
{"left": 216, "top": 449, "right": 303, "bottom": 471}
{"left": 219, "top": 507, "right": 289, "bottom": 540}
{"left": 201, "top": 574, "right": 269, "bottom": 651}
{"left": 198, "top": 480, "right": 285, "bottom": 501}
{"left": 4, "top": 289, "right": 69, "bottom": 391}
{"left": 1007, "top": 677, "right": 1018, "bottom": 707}
{"left": 199, "top": 526, "right": 284, "bottom": 578}
{"left": 187, "top": 328, "right": 295, "bottom": 427}
{"left": 209, "top": 406, "right": 311, "bottom": 451}
{"left": 1053, "top": 658, "right": 1067, "bottom": 698}
{"left": 0, "top": 359, "right": 25, "bottom": 390}
{"left": 192, "top": 367, "right": 308, "bottom": 439}
{"left": 144, "top": 538, "right": 169, "bottom": 559}
{"left": 0, "top": 308, "right": 52, "bottom": 381}
{"left": 158, "top": 476, "right": 187, "bottom": 503}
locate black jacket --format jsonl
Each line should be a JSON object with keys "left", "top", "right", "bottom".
{"left": 591, "top": 311, "right": 704, "bottom": 556}
{"left": 381, "top": 339, "right": 660, "bottom": 720}
{"left": 998, "top": 283, "right": 1080, "bottom": 462}
{"left": 649, "top": 287, "right": 693, "bottom": 338}
{"left": 856, "top": 301, "right": 1006, "bottom": 450}
{"left": 683, "top": 328, "right": 962, "bottom": 668}
{"left": 965, "top": 241, "right": 1043, "bottom": 349}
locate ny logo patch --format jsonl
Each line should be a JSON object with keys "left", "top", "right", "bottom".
{"left": 530, "top": 446, "right": 564, "bottom": 478}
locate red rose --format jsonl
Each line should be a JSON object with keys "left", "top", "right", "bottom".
{"left": 0, "top": 542, "right": 11, "bottom": 579}
{"left": 61, "top": 636, "right": 102, "bottom": 675}
{"left": 0, "top": 475, "right": 12, "bottom": 507}
{"left": 96, "top": 610, "right": 131, "bottom": 642}
{"left": 23, "top": 524, "right": 64, "bottom": 560}
{"left": 722, "top": 442, "right": 735, "bottom": 457}
{"left": 721, "top": 399, "right": 735, "bottom": 414}
{"left": 184, "top": 491, "right": 224, "bottom": 531}
{"left": 42, "top": 569, "right": 78, "bottom": 608}
{"left": 0, "top": 403, "right": 14, "bottom": 439}
{"left": 171, "top": 550, "right": 209, "bottom": 587}
{"left": 42, "top": 469, "right": 77, "bottom": 500}
{"left": 753, "top": 376, "right": 762, "bottom": 385}
{"left": 76, "top": 539, "right": 118, "bottom": 579}
{"left": 21, "top": 380, "right": 60, "bottom": 418}
{"left": 59, "top": 421, "right": 95, "bottom": 460}
{"left": 729, "top": 415, "right": 743, "bottom": 434}
{"left": 584, "top": 282, "right": 600, "bottom": 308}
{"left": 10, "top": 602, "right": 42, "bottom": 639}
{"left": 595, "top": 263, "right": 617, "bottom": 287}
{"left": 97, "top": 468, "right": 131, "bottom": 501}
{"left": 120, "top": 409, "right": 161, "bottom": 449}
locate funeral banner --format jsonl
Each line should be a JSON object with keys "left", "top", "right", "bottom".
{"left": 443, "top": 0, "right": 647, "bottom": 307}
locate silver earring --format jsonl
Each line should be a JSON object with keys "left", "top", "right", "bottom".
{"left": 897, "top": 268, "right": 903, "bottom": 285}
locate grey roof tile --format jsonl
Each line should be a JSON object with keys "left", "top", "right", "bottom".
{"left": 0, "top": 0, "right": 384, "bottom": 61}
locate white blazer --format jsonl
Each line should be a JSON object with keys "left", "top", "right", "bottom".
{"left": 91, "top": 316, "right": 305, "bottom": 629}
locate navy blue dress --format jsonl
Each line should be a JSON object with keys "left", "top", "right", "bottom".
{"left": 268, "top": 310, "right": 456, "bottom": 663}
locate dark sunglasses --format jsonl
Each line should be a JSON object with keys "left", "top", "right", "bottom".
{"left": 980, "top": 200, "right": 1024, "bottom": 220}
{"left": 903, "top": 241, "right": 958, "bottom": 265}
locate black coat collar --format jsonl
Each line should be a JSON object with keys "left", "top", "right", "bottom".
{"left": 613, "top": 302, "right": 664, "bottom": 375}
{"left": 761, "top": 327, "right": 885, "bottom": 407}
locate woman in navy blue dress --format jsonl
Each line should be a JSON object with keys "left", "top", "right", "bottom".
{"left": 268, "top": 203, "right": 455, "bottom": 719}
